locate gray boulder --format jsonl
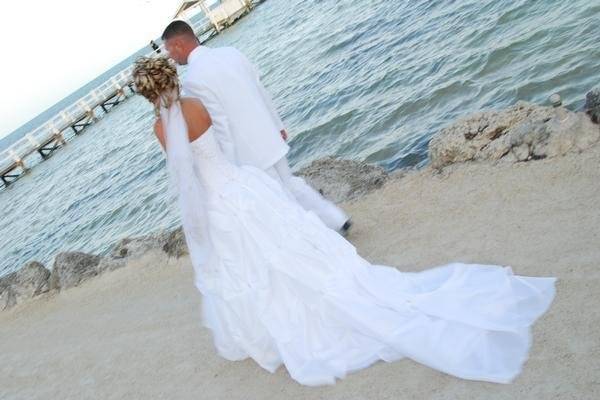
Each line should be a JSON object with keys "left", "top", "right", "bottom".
{"left": 0, "top": 261, "right": 51, "bottom": 310}
{"left": 585, "top": 88, "right": 600, "bottom": 123}
{"left": 49, "top": 252, "right": 102, "bottom": 290}
{"left": 162, "top": 227, "right": 188, "bottom": 258}
{"left": 109, "top": 232, "right": 169, "bottom": 260}
{"left": 297, "top": 157, "right": 388, "bottom": 203}
{"left": 96, "top": 231, "right": 173, "bottom": 273}
{"left": 429, "top": 101, "right": 600, "bottom": 169}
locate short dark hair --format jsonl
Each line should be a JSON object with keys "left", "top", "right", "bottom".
{"left": 162, "top": 20, "right": 196, "bottom": 41}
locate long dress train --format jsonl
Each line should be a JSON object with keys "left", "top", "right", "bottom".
{"left": 162, "top": 102, "right": 555, "bottom": 386}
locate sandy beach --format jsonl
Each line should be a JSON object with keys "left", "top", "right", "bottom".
{"left": 1, "top": 135, "right": 599, "bottom": 399}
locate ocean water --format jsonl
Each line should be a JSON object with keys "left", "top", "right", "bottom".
{"left": 1, "top": 0, "right": 598, "bottom": 276}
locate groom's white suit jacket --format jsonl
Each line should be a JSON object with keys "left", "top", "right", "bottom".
{"left": 182, "top": 46, "right": 290, "bottom": 170}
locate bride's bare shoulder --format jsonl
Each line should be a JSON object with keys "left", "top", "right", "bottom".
{"left": 180, "top": 98, "right": 212, "bottom": 141}
{"left": 180, "top": 97, "right": 212, "bottom": 142}
{"left": 180, "top": 98, "right": 211, "bottom": 122}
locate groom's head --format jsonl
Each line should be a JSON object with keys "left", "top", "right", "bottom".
{"left": 161, "top": 20, "right": 200, "bottom": 65}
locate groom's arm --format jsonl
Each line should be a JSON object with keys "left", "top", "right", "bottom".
{"left": 258, "top": 79, "right": 289, "bottom": 141}
{"left": 257, "top": 83, "right": 288, "bottom": 141}
{"left": 236, "top": 50, "right": 288, "bottom": 141}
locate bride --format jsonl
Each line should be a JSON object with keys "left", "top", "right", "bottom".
{"left": 132, "top": 56, "right": 555, "bottom": 386}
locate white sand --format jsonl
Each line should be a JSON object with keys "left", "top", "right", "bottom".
{"left": 1, "top": 145, "right": 600, "bottom": 399}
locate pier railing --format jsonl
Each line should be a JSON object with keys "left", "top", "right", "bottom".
{"left": 1, "top": 65, "right": 136, "bottom": 160}
{"left": 0, "top": 53, "right": 150, "bottom": 184}
{"left": 0, "top": 2, "right": 257, "bottom": 187}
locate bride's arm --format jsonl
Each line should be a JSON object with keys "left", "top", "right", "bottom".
{"left": 154, "top": 119, "right": 166, "bottom": 150}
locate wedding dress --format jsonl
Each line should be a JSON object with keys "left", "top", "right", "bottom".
{"left": 162, "top": 101, "right": 556, "bottom": 386}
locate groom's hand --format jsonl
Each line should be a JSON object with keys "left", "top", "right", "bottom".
{"left": 280, "top": 129, "right": 288, "bottom": 141}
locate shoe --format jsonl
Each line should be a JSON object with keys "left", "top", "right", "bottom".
{"left": 339, "top": 220, "right": 352, "bottom": 236}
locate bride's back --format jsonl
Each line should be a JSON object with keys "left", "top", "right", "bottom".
{"left": 154, "top": 98, "right": 212, "bottom": 149}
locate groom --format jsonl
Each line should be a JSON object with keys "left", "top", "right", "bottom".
{"left": 161, "top": 20, "right": 351, "bottom": 234}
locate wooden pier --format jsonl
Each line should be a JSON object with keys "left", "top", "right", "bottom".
{"left": 0, "top": 71, "right": 137, "bottom": 187}
{"left": 175, "top": 0, "right": 255, "bottom": 32}
{"left": 0, "top": 0, "right": 264, "bottom": 188}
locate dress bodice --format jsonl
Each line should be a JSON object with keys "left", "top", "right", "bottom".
{"left": 189, "top": 127, "right": 238, "bottom": 191}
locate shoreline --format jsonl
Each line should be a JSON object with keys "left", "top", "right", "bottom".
{"left": 1, "top": 97, "right": 599, "bottom": 398}
{"left": 1, "top": 93, "right": 598, "bottom": 289}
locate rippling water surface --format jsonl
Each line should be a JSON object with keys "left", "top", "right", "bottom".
{"left": 1, "top": 0, "right": 598, "bottom": 275}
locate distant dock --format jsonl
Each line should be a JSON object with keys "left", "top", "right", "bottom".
{"left": 0, "top": 0, "right": 264, "bottom": 188}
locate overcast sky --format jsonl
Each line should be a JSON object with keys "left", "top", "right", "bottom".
{"left": 0, "top": 0, "right": 184, "bottom": 139}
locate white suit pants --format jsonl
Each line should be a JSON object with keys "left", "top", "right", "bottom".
{"left": 265, "top": 157, "right": 348, "bottom": 231}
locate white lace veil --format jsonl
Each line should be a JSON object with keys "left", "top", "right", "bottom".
{"left": 160, "top": 99, "right": 212, "bottom": 293}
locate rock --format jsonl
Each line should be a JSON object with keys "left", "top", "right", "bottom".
{"left": 429, "top": 101, "right": 600, "bottom": 168}
{"left": 49, "top": 252, "right": 102, "bottom": 290}
{"left": 508, "top": 120, "right": 550, "bottom": 160}
{"left": 109, "top": 232, "right": 169, "bottom": 260}
{"left": 162, "top": 227, "right": 188, "bottom": 258}
{"left": 545, "top": 110, "right": 599, "bottom": 157}
{"left": 297, "top": 157, "right": 388, "bottom": 203}
{"left": 585, "top": 88, "right": 600, "bottom": 123}
{"left": 573, "top": 117, "right": 600, "bottom": 150}
{"left": 0, "top": 277, "right": 11, "bottom": 309}
{"left": 501, "top": 150, "right": 518, "bottom": 163}
{"left": 96, "top": 257, "right": 127, "bottom": 275}
{"left": 0, "top": 284, "right": 16, "bottom": 310}
{"left": 512, "top": 143, "right": 530, "bottom": 162}
{"left": 477, "top": 134, "right": 511, "bottom": 161}
{"left": 509, "top": 120, "right": 550, "bottom": 147}
{"left": 95, "top": 231, "right": 174, "bottom": 274}
{"left": 549, "top": 93, "right": 562, "bottom": 107}
{"left": 0, "top": 261, "right": 51, "bottom": 310}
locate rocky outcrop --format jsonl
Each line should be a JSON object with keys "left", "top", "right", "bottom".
{"left": 49, "top": 252, "right": 102, "bottom": 291}
{"left": 429, "top": 101, "right": 600, "bottom": 169}
{"left": 297, "top": 157, "right": 389, "bottom": 203}
{"left": 586, "top": 88, "right": 600, "bottom": 123}
{"left": 0, "top": 229, "right": 185, "bottom": 311}
{"left": 0, "top": 261, "right": 51, "bottom": 310}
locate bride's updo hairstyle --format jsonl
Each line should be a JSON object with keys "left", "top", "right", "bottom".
{"left": 133, "top": 56, "right": 180, "bottom": 116}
